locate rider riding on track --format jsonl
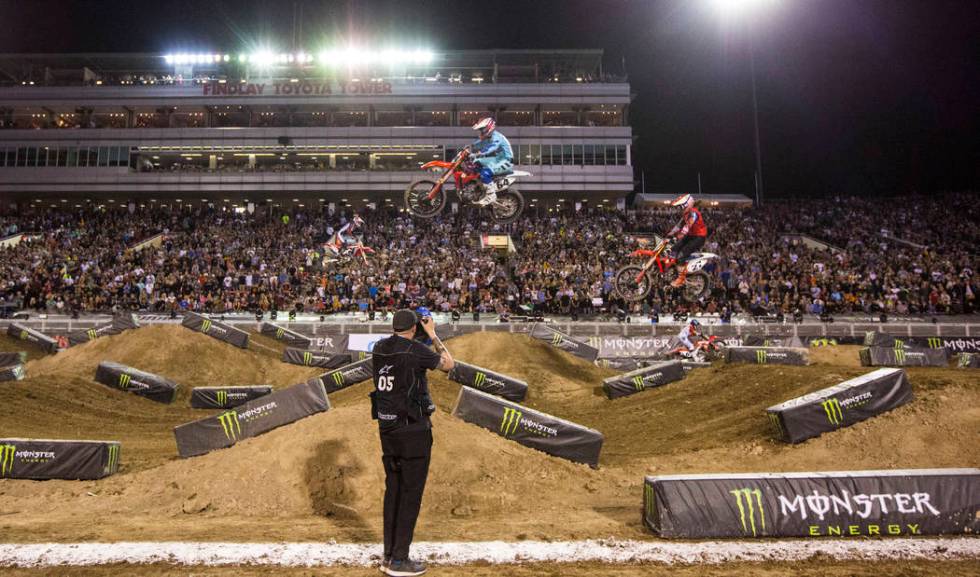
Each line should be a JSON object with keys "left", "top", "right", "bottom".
{"left": 678, "top": 318, "right": 702, "bottom": 353}
{"left": 667, "top": 194, "right": 708, "bottom": 288}
{"left": 469, "top": 117, "right": 513, "bottom": 206}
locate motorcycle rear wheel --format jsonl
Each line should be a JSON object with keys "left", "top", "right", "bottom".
{"left": 614, "top": 265, "right": 652, "bottom": 302}
{"left": 489, "top": 189, "right": 525, "bottom": 224}
{"left": 683, "top": 271, "right": 712, "bottom": 302}
{"left": 404, "top": 178, "right": 447, "bottom": 219}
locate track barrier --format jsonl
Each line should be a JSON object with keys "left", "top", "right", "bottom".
{"left": 452, "top": 386, "right": 603, "bottom": 467}
{"left": 190, "top": 386, "right": 273, "bottom": 409}
{"left": 529, "top": 323, "right": 599, "bottom": 363}
{"left": 958, "top": 353, "right": 979, "bottom": 368}
{"left": 766, "top": 368, "right": 913, "bottom": 443}
{"left": 93, "top": 361, "right": 179, "bottom": 404}
{"left": 66, "top": 313, "right": 140, "bottom": 347}
{"left": 6, "top": 323, "right": 59, "bottom": 354}
{"left": 0, "top": 438, "right": 120, "bottom": 480}
{"left": 602, "top": 361, "right": 685, "bottom": 399}
{"left": 0, "top": 364, "right": 25, "bottom": 382}
{"left": 448, "top": 361, "right": 528, "bottom": 402}
{"left": 281, "top": 347, "right": 355, "bottom": 369}
{"left": 181, "top": 312, "right": 249, "bottom": 349}
{"left": 643, "top": 468, "right": 980, "bottom": 538}
{"left": 725, "top": 347, "right": 809, "bottom": 366}
{"left": 860, "top": 346, "right": 948, "bottom": 367}
{"left": 311, "top": 357, "right": 374, "bottom": 394}
{"left": 259, "top": 322, "right": 313, "bottom": 348}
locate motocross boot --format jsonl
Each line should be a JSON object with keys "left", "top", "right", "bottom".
{"left": 671, "top": 263, "right": 688, "bottom": 288}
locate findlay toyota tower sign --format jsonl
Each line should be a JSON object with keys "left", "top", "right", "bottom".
{"left": 203, "top": 80, "right": 393, "bottom": 96}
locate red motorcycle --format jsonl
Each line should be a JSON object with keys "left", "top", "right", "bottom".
{"left": 614, "top": 235, "right": 718, "bottom": 302}
{"left": 667, "top": 335, "right": 725, "bottom": 362}
{"left": 404, "top": 147, "right": 527, "bottom": 224}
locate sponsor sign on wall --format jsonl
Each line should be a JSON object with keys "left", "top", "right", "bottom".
{"left": 0, "top": 438, "right": 120, "bottom": 480}
{"left": 312, "top": 357, "right": 374, "bottom": 393}
{"left": 281, "top": 347, "right": 355, "bottom": 369}
{"left": 766, "top": 368, "right": 913, "bottom": 443}
{"left": 452, "top": 386, "right": 604, "bottom": 468}
{"left": 725, "top": 347, "right": 809, "bottom": 366}
{"left": 0, "top": 363, "right": 25, "bottom": 382}
{"left": 863, "top": 332, "right": 977, "bottom": 352}
{"left": 66, "top": 314, "right": 140, "bottom": 347}
{"left": 860, "top": 347, "right": 948, "bottom": 367}
{"left": 190, "top": 386, "right": 273, "bottom": 409}
{"left": 602, "top": 361, "right": 685, "bottom": 399}
{"left": 259, "top": 322, "right": 312, "bottom": 348}
{"left": 743, "top": 335, "right": 805, "bottom": 348}
{"left": 93, "top": 361, "right": 179, "bottom": 404}
{"left": 643, "top": 469, "right": 980, "bottom": 538}
{"left": 181, "top": 312, "right": 249, "bottom": 349}
{"left": 174, "top": 379, "right": 330, "bottom": 458}
{"left": 448, "top": 361, "right": 528, "bottom": 402}
{"left": 530, "top": 323, "right": 599, "bottom": 363}
{"left": 347, "top": 333, "right": 387, "bottom": 352}
{"left": 585, "top": 336, "right": 675, "bottom": 359}
{"left": 309, "top": 334, "right": 350, "bottom": 354}
{"left": 958, "top": 353, "right": 980, "bottom": 368}
{"left": 0, "top": 351, "right": 27, "bottom": 366}
{"left": 6, "top": 323, "right": 59, "bottom": 354}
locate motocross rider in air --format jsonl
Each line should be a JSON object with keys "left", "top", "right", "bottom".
{"left": 667, "top": 194, "right": 708, "bottom": 288}
{"left": 468, "top": 117, "right": 513, "bottom": 206}
{"left": 327, "top": 213, "right": 364, "bottom": 256}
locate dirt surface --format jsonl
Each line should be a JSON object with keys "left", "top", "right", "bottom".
{"left": 0, "top": 330, "right": 977, "bottom": 544}
{"left": 1, "top": 560, "right": 976, "bottom": 577}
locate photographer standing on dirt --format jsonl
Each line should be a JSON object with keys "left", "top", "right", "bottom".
{"left": 370, "top": 308, "right": 454, "bottom": 576}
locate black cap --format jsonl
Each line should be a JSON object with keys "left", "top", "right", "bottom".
{"left": 392, "top": 309, "right": 418, "bottom": 332}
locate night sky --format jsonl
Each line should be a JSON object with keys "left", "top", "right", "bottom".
{"left": 2, "top": 0, "right": 978, "bottom": 198}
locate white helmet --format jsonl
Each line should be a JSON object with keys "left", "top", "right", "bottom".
{"left": 671, "top": 194, "right": 695, "bottom": 210}
{"left": 472, "top": 117, "right": 496, "bottom": 139}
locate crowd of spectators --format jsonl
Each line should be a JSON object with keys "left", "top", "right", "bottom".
{"left": 0, "top": 193, "right": 975, "bottom": 318}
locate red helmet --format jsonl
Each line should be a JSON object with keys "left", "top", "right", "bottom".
{"left": 473, "top": 117, "right": 496, "bottom": 139}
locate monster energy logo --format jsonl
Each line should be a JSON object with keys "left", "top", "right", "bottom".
{"left": 105, "top": 445, "right": 119, "bottom": 473}
{"left": 927, "top": 337, "right": 942, "bottom": 349}
{"left": 756, "top": 350, "right": 768, "bottom": 364}
{"left": 894, "top": 349, "right": 906, "bottom": 364}
{"left": 474, "top": 371, "right": 487, "bottom": 388}
{"left": 730, "top": 487, "right": 766, "bottom": 536}
{"left": 276, "top": 327, "right": 285, "bottom": 339}
{"left": 551, "top": 333, "right": 564, "bottom": 346}
{"left": 500, "top": 407, "right": 522, "bottom": 436}
{"left": 218, "top": 410, "right": 241, "bottom": 440}
{"left": 201, "top": 319, "right": 213, "bottom": 333}
{"left": 331, "top": 371, "right": 344, "bottom": 387}
{"left": 821, "top": 398, "right": 844, "bottom": 425}
{"left": 216, "top": 390, "right": 228, "bottom": 405}
{"left": 644, "top": 483, "right": 656, "bottom": 517}
{"left": 87, "top": 328, "right": 98, "bottom": 340}
{"left": 118, "top": 373, "right": 132, "bottom": 389}
{"left": 303, "top": 351, "right": 314, "bottom": 366}
{"left": 0, "top": 444, "right": 15, "bottom": 477}
{"left": 768, "top": 413, "right": 785, "bottom": 437}
{"left": 633, "top": 375, "right": 645, "bottom": 391}
{"left": 19, "top": 329, "right": 28, "bottom": 340}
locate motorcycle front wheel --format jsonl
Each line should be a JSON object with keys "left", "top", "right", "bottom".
{"left": 489, "top": 189, "right": 525, "bottom": 224}
{"left": 614, "top": 265, "right": 652, "bottom": 302}
{"left": 404, "top": 179, "right": 447, "bottom": 219}
{"left": 683, "top": 271, "right": 712, "bottom": 302}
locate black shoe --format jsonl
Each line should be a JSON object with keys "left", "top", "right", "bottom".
{"left": 378, "top": 555, "right": 391, "bottom": 573}
{"left": 384, "top": 557, "right": 427, "bottom": 576}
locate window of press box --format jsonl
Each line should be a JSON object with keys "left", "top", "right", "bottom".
{"left": 0, "top": 146, "right": 131, "bottom": 168}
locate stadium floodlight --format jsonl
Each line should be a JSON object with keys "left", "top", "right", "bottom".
{"left": 164, "top": 54, "right": 174, "bottom": 64}
{"left": 710, "top": 0, "right": 779, "bottom": 20}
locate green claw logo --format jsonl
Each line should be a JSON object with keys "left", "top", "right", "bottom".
{"left": 0, "top": 444, "right": 15, "bottom": 477}
{"left": 331, "top": 371, "right": 344, "bottom": 387}
{"left": 821, "top": 398, "right": 843, "bottom": 425}
{"left": 19, "top": 330, "right": 28, "bottom": 341}
{"left": 927, "top": 337, "right": 942, "bottom": 349}
{"left": 303, "top": 351, "right": 314, "bottom": 366}
{"left": 768, "top": 413, "right": 785, "bottom": 436}
{"left": 632, "top": 375, "right": 645, "bottom": 391}
{"left": 276, "top": 327, "right": 285, "bottom": 339}
{"left": 756, "top": 350, "right": 768, "bottom": 364}
{"left": 201, "top": 319, "right": 213, "bottom": 333}
{"left": 105, "top": 445, "right": 119, "bottom": 474}
{"left": 216, "top": 390, "right": 228, "bottom": 406}
{"left": 894, "top": 349, "right": 906, "bottom": 364}
{"left": 87, "top": 328, "right": 98, "bottom": 340}
{"left": 730, "top": 487, "right": 766, "bottom": 537}
{"left": 218, "top": 410, "right": 241, "bottom": 440}
{"left": 644, "top": 483, "right": 656, "bottom": 517}
{"left": 118, "top": 373, "right": 132, "bottom": 389}
{"left": 551, "top": 333, "right": 563, "bottom": 346}
{"left": 474, "top": 371, "right": 486, "bottom": 388}
{"left": 500, "top": 407, "right": 522, "bottom": 436}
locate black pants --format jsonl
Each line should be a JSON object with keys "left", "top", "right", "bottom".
{"left": 381, "top": 428, "right": 432, "bottom": 560}
{"left": 673, "top": 235, "right": 706, "bottom": 262}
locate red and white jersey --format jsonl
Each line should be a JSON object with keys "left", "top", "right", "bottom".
{"left": 674, "top": 207, "right": 708, "bottom": 238}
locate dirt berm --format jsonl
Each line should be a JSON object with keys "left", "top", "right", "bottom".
{"left": 0, "top": 329, "right": 977, "bottom": 544}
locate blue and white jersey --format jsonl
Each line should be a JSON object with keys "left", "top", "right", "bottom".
{"left": 472, "top": 131, "right": 513, "bottom": 163}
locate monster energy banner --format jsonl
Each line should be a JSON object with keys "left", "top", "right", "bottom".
{"left": 860, "top": 346, "right": 948, "bottom": 367}
{"left": 766, "top": 368, "right": 912, "bottom": 444}
{"left": 743, "top": 335, "right": 805, "bottom": 348}
{"left": 259, "top": 322, "right": 313, "bottom": 348}
{"left": 312, "top": 357, "right": 374, "bottom": 394}
{"left": 0, "top": 351, "right": 27, "bottom": 366}
{"left": 861, "top": 332, "right": 969, "bottom": 352}
{"left": 725, "top": 347, "right": 809, "bottom": 366}
{"left": 94, "top": 361, "right": 179, "bottom": 404}
{"left": 448, "top": 361, "right": 528, "bottom": 402}
{"left": 959, "top": 353, "right": 980, "bottom": 368}
{"left": 310, "top": 334, "right": 350, "bottom": 353}
{"left": 681, "top": 361, "right": 712, "bottom": 372}
{"left": 6, "top": 323, "right": 59, "bottom": 354}
{"left": 66, "top": 313, "right": 140, "bottom": 346}
{"left": 585, "top": 336, "right": 675, "bottom": 359}
{"left": 174, "top": 379, "right": 330, "bottom": 458}
{"left": 181, "top": 312, "right": 249, "bottom": 349}
{"left": 451, "top": 386, "right": 604, "bottom": 467}
{"left": 0, "top": 363, "right": 25, "bottom": 382}
{"left": 595, "top": 358, "right": 648, "bottom": 371}
{"left": 190, "top": 386, "right": 273, "bottom": 409}
{"left": 282, "top": 347, "right": 354, "bottom": 369}
{"left": 602, "top": 361, "right": 685, "bottom": 400}
{"left": 0, "top": 438, "right": 120, "bottom": 480}
{"left": 643, "top": 468, "right": 980, "bottom": 538}
{"left": 529, "top": 323, "right": 599, "bottom": 363}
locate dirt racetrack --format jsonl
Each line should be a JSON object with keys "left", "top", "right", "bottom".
{"left": 0, "top": 329, "right": 978, "bottom": 544}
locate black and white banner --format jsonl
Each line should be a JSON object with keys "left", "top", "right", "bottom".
{"left": 766, "top": 368, "right": 913, "bottom": 443}
{"left": 93, "top": 361, "right": 179, "bottom": 404}
{"left": 181, "top": 312, "right": 249, "bottom": 349}
{"left": 0, "top": 364, "right": 25, "bottom": 382}
{"left": 529, "top": 323, "right": 599, "bottom": 363}
{"left": 0, "top": 351, "right": 27, "bottom": 366}
{"left": 66, "top": 314, "right": 140, "bottom": 347}
{"left": 860, "top": 347, "right": 948, "bottom": 367}
{"left": 863, "top": 332, "right": 980, "bottom": 353}
{"left": 6, "top": 323, "right": 59, "bottom": 354}
{"left": 312, "top": 357, "right": 374, "bottom": 394}
{"left": 725, "top": 347, "right": 809, "bottom": 366}
{"left": 0, "top": 438, "right": 120, "bottom": 480}
{"left": 958, "top": 353, "right": 980, "bottom": 368}
{"left": 281, "top": 347, "right": 354, "bottom": 369}
{"left": 259, "top": 322, "right": 312, "bottom": 348}
{"left": 644, "top": 469, "right": 980, "bottom": 538}
{"left": 448, "top": 361, "right": 528, "bottom": 402}
{"left": 451, "top": 386, "right": 604, "bottom": 467}
{"left": 190, "top": 386, "right": 273, "bottom": 409}
{"left": 602, "top": 361, "right": 685, "bottom": 399}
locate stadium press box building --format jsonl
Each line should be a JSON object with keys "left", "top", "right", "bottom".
{"left": 0, "top": 50, "right": 632, "bottom": 210}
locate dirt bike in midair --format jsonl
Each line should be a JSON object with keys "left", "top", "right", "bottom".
{"left": 614, "top": 235, "right": 719, "bottom": 302}
{"left": 404, "top": 147, "right": 527, "bottom": 224}
{"left": 666, "top": 335, "right": 726, "bottom": 362}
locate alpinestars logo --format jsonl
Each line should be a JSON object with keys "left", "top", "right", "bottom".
{"left": 821, "top": 398, "right": 844, "bottom": 425}
{"left": 730, "top": 487, "right": 766, "bottom": 536}
{"left": 218, "top": 410, "right": 242, "bottom": 440}
{"left": 500, "top": 407, "right": 522, "bottom": 436}
{"left": 0, "top": 444, "right": 15, "bottom": 477}
{"left": 473, "top": 371, "right": 505, "bottom": 392}
{"left": 104, "top": 445, "right": 119, "bottom": 473}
